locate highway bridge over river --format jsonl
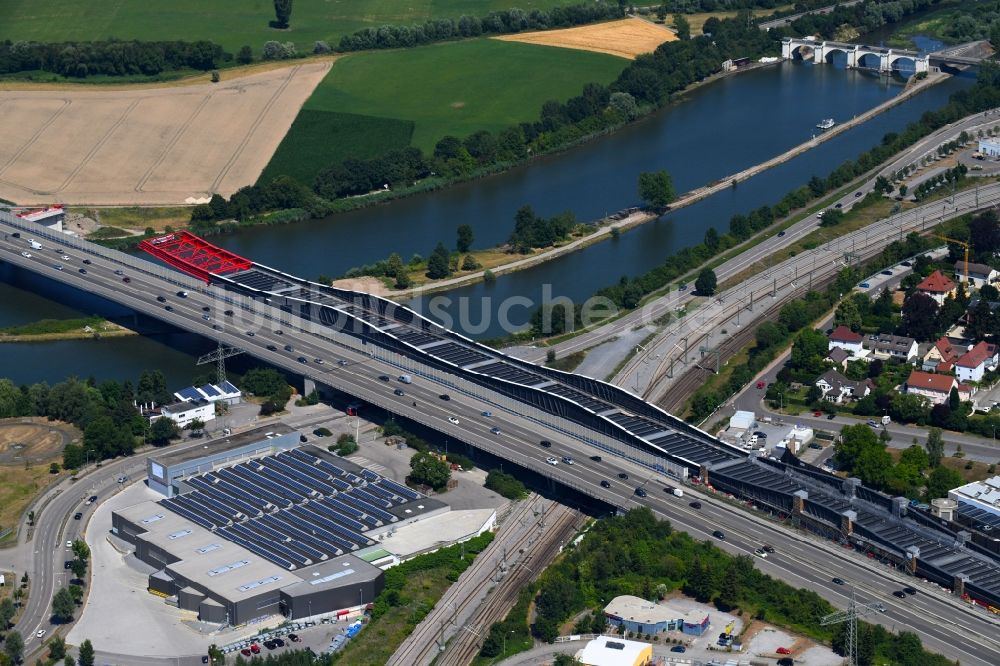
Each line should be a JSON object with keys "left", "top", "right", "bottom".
{"left": 782, "top": 37, "right": 991, "bottom": 73}
{"left": 3, "top": 210, "right": 1000, "bottom": 661}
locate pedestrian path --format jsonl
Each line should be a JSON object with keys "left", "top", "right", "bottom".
{"left": 348, "top": 455, "right": 387, "bottom": 476}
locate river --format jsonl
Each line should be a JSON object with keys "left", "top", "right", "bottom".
{"left": 0, "top": 52, "right": 974, "bottom": 379}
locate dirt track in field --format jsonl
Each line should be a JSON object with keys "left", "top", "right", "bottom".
{"left": 494, "top": 17, "right": 677, "bottom": 60}
{"left": 0, "top": 61, "right": 331, "bottom": 206}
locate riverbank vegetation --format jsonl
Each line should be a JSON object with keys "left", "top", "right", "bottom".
{"left": 881, "top": 0, "right": 1000, "bottom": 49}
{"left": 775, "top": 0, "right": 942, "bottom": 42}
{"left": 484, "top": 507, "right": 954, "bottom": 665}
{"left": 0, "top": 317, "right": 135, "bottom": 343}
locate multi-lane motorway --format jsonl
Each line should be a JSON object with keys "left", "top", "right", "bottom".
{"left": 2, "top": 219, "right": 1000, "bottom": 665}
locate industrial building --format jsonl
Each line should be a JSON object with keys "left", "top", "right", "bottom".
{"left": 979, "top": 138, "right": 1000, "bottom": 158}
{"left": 603, "top": 596, "right": 676, "bottom": 635}
{"left": 174, "top": 380, "right": 242, "bottom": 406}
{"left": 950, "top": 475, "right": 1000, "bottom": 520}
{"left": 152, "top": 399, "right": 215, "bottom": 428}
{"left": 576, "top": 636, "right": 652, "bottom": 666}
{"left": 114, "top": 428, "right": 451, "bottom": 626}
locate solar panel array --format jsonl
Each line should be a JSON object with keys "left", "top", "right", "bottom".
{"left": 160, "top": 448, "right": 426, "bottom": 570}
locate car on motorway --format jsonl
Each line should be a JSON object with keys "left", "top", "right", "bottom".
{"left": 163, "top": 305, "right": 174, "bottom": 312}
{"left": 394, "top": 388, "right": 405, "bottom": 396}
{"left": 212, "top": 324, "right": 220, "bottom": 330}
{"left": 267, "top": 344, "right": 277, "bottom": 351}
{"left": 901, "top": 260, "right": 912, "bottom": 267}
{"left": 754, "top": 548, "right": 767, "bottom": 558}
{"left": 176, "top": 290, "right": 188, "bottom": 297}
{"left": 224, "top": 309, "right": 234, "bottom": 316}
{"left": 763, "top": 544, "right": 775, "bottom": 553}
{"left": 36, "top": 629, "right": 46, "bottom": 638}
{"left": 201, "top": 314, "right": 210, "bottom": 321}
{"left": 297, "top": 356, "right": 307, "bottom": 363}
{"left": 590, "top": 455, "right": 601, "bottom": 462}
{"left": 618, "top": 472, "right": 628, "bottom": 480}
{"left": 490, "top": 427, "right": 501, "bottom": 435}
{"left": 284, "top": 344, "right": 293, "bottom": 351}
{"left": 60, "top": 255, "right": 70, "bottom": 260}
{"left": 73, "top": 512, "right": 82, "bottom": 520}
{"left": 634, "top": 487, "right": 647, "bottom": 498}
{"left": 881, "top": 270, "right": 893, "bottom": 276}
{"left": 275, "top": 329, "right": 283, "bottom": 335}
{"left": 777, "top": 231, "right": 786, "bottom": 237}
{"left": 540, "top": 440, "right": 552, "bottom": 448}
{"left": 854, "top": 191, "right": 863, "bottom": 197}
{"left": 201, "top": 305, "right": 210, "bottom": 311}
{"left": 78, "top": 268, "right": 87, "bottom": 274}
{"left": 481, "top": 411, "right": 493, "bottom": 417}
{"left": 439, "top": 393, "right": 451, "bottom": 401}
{"left": 892, "top": 590, "right": 907, "bottom": 598}
{"left": 82, "top": 259, "right": 91, "bottom": 265}
{"left": 88, "top": 495, "right": 97, "bottom": 504}
{"left": 245, "top": 330, "right": 254, "bottom": 336}
{"left": 835, "top": 202, "right": 843, "bottom": 208}
{"left": 114, "top": 269, "right": 124, "bottom": 276}
{"left": 600, "top": 480, "right": 611, "bottom": 488}
{"left": 561, "top": 456, "right": 575, "bottom": 465}
{"left": 546, "top": 456, "right": 559, "bottom": 466}
{"left": 9, "top": 232, "right": 18, "bottom": 238}
{"left": 448, "top": 416, "right": 460, "bottom": 425}
{"left": 756, "top": 381, "right": 766, "bottom": 389}
{"left": 903, "top": 586, "right": 917, "bottom": 595}
{"left": 338, "top": 359, "right": 349, "bottom": 366}
{"left": 122, "top": 276, "right": 131, "bottom": 283}
{"left": 20, "top": 251, "right": 31, "bottom": 258}
{"left": 777, "top": 647, "right": 791, "bottom": 655}
{"left": 670, "top": 645, "right": 686, "bottom": 653}
{"left": 314, "top": 358, "right": 324, "bottom": 364}
{"left": 156, "top": 295, "right": 166, "bottom": 302}
{"left": 53, "top": 263, "right": 63, "bottom": 270}
{"left": 832, "top": 577, "right": 845, "bottom": 585}
{"left": 378, "top": 375, "right": 390, "bottom": 382}
{"left": 712, "top": 530, "right": 725, "bottom": 540}
{"left": 689, "top": 501, "right": 702, "bottom": 509}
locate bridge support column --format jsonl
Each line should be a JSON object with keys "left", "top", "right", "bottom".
{"left": 840, "top": 510, "right": 856, "bottom": 537}
{"left": 781, "top": 38, "right": 793, "bottom": 59}
{"left": 914, "top": 57, "right": 929, "bottom": 74}
{"left": 905, "top": 545, "right": 919, "bottom": 575}
{"left": 303, "top": 376, "right": 316, "bottom": 397}
{"left": 954, "top": 573, "right": 969, "bottom": 598}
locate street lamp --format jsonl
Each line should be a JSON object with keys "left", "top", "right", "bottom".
{"left": 502, "top": 629, "right": 515, "bottom": 657}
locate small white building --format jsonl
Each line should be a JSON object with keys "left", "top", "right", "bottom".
{"left": 152, "top": 399, "right": 215, "bottom": 428}
{"left": 786, "top": 424, "right": 814, "bottom": 451}
{"left": 577, "top": 635, "right": 652, "bottom": 666}
{"left": 979, "top": 138, "right": 1000, "bottom": 158}
{"left": 174, "top": 380, "right": 242, "bottom": 406}
{"left": 828, "top": 326, "right": 865, "bottom": 357}
{"left": 729, "top": 411, "right": 756, "bottom": 431}
{"left": 955, "top": 342, "right": 999, "bottom": 383}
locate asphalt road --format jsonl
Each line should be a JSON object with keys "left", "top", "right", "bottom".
{"left": 756, "top": 0, "right": 864, "bottom": 31}
{"left": 3, "top": 222, "right": 1000, "bottom": 664}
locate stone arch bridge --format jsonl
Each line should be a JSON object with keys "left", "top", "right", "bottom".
{"left": 782, "top": 37, "right": 929, "bottom": 74}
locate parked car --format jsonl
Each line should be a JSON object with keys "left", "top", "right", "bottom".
{"left": 288, "top": 634, "right": 300, "bottom": 642}
{"left": 670, "top": 645, "right": 686, "bottom": 653}
{"left": 777, "top": 647, "right": 791, "bottom": 655}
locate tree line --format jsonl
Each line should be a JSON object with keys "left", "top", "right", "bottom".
{"left": 335, "top": 3, "right": 627, "bottom": 52}
{"left": 0, "top": 39, "right": 227, "bottom": 78}
{"left": 776, "top": 0, "right": 939, "bottom": 41}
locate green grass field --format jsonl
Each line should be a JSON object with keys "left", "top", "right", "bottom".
{"left": 261, "top": 38, "right": 626, "bottom": 184}
{"left": 0, "top": 0, "right": 581, "bottom": 54}
{"left": 259, "top": 111, "right": 414, "bottom": 186}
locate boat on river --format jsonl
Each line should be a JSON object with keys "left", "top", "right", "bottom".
{"left": 816, "top": 118, "right": 835, "bottom": 130}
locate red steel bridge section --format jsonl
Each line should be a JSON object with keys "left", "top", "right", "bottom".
{"left": 139, "top": 231, "right": 252, "bottom": 282}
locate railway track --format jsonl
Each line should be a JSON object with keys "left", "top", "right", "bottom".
{"left": 435, "top": 505, "right": 581, "bottom": 666}
{"left": 388, "top": 497, "right": 552, "bottom": 666}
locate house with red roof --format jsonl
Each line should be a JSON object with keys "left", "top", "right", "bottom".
{"left": 828, "top": 326, "right": 866, "bottom": 359}
{"left": 905, "top": 370, "right": 975, "bottom": 405}
{"left": 922, "top": 336, "right": 963, "bottom": 374}
{"left": 916, "top": 270, "right": 957, "bottom": 305}
{"left": 955, "top": 341, "right": 999, "bottom": 383}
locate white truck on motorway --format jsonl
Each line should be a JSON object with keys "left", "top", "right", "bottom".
{"left": 398, "top": 374, "right": 412, "bottom": 384}
{"left": 28, "top": 239, "right": 42, "bottom": 249}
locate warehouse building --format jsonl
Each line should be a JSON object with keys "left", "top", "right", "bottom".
{"left": 116, "top": 433, "right": 450, "bottom": 626}
{"left": 604, "top": 595, "right": 677, "bottom": 635}
{"left": 576, "top": 636, "right": 652, "bottom": 666}
{"left": 146, "top": 424, "right": 300, "bottom": 497}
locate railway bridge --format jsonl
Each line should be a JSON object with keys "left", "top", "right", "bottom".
{"left": 782, "top": 37, "right": 930, "bottom": 74}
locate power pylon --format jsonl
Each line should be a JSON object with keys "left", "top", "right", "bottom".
{"left": 820, "top": 586, "right": 885, "bottom": 666}
{"left": 197, "top": 341, "right": 244, "bottom": 385}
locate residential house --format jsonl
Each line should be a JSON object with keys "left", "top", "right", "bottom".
{"left": 816, "top": 369, "right": 872, "bottom": 404}
{"left": 825, "top": 347, "right": 851, "bottom": 370}
{"left": 954, "top": 261, "right": 997, "bottom": 289}
{"left": 955, "top": 341, "right": 999, "bottom": 383}
{"left": 923, "top": 336, "right": 963, "bottom": 373}
{"left": 905, "top": 371, "right": 958, "bottom": 405}
{"left": 828, "top": 326, "right": 866, "bottom": 358}
{"left": 916, "top": 270, "right": 957, "bottom": 305}
{"left": 866, "top": 334, "right": 919, "bottom": 363}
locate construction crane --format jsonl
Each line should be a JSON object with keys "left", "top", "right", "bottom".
{"left": 197, "top": 341, "right": 244, "bottom": 385}
{"left": 935, "top": 234, "right": 970, "bottom": 285}
{"left": 820, "top": 586, "right": 886, "bottom": 666}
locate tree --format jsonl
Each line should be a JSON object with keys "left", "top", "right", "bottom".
{"left": 52, "top": 587, "right": 76, "bottom": 622}
{"left": 638, "top": 171, "right": 676, "bottom": 209}
{"left": 186, "top": 418, "right": 205, "bottom": 431}
{"left": 149, "top": 418, "right": 179, "bottom": 445}
{"left": 65, "top": 656, "right": 76, "bottom": 666}
{"left": 695, "top": 269, "right": 717, "bottom": 296}
{"left": 78, "top": 640, "right": 95, "bottom": 666}
{"left": 237, "top": 45, "right": 253, "bottom": 64}
{"left": 926, "top": 465, "right": 963, "bottom": 499}
{"left": 609, "top": 91, "right": 638, "bottom": 120}
{"left": 426, "top": 242, "right": 452, "bottom": 280}
{"left": 4, "top": 630, "right": 23, "bottom": 664}
{"left": 408, "top": 451, "right": 451, "bottom": 490}
{"left": 683, "top": 558, "right": 714, "bottom": 603}
{"left": 925, "top": 428, "right": 944, "bottom": 467}
{"left": 208, "top": 644, "right": 225, "bottom": 664}
{"left": 673, "top": 14, "right": 691, "bottom": 40}
{"left": 70, "top": 558, "right": 87, "bottom": 581}
{"left": 0, "top": 597, "right": 14, "bottom": 629}
{"left": 273, "top": 0, "right": 293, "bottom": 28}
{"left": 456, "top": 224, "right": 474, "bottom": 253}
{"left": 900, "top": 293, "right": 939, "bottom": 341}
{"left": 47, "top": 636, "right": 66, "bottom": 661}
{"left": 704, "top": 227, "right": 720, "bottom": 251}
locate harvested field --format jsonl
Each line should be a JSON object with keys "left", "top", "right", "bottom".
{"left": 0, "top": 417, "right": 77, "bottom": 536}
{"left": 493, "top": 17, "right": 676, "bottom": 59}
{"left": 0, "top": 62, "right": 330, "bottom": 206}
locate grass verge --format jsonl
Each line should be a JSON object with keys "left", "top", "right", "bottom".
{"left": 73, "top": 206, "right": 193, "bottom": 232}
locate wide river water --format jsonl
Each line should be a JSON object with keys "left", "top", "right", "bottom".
{"left": 0, "top": 57, "right": 973, "bottom": 383}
